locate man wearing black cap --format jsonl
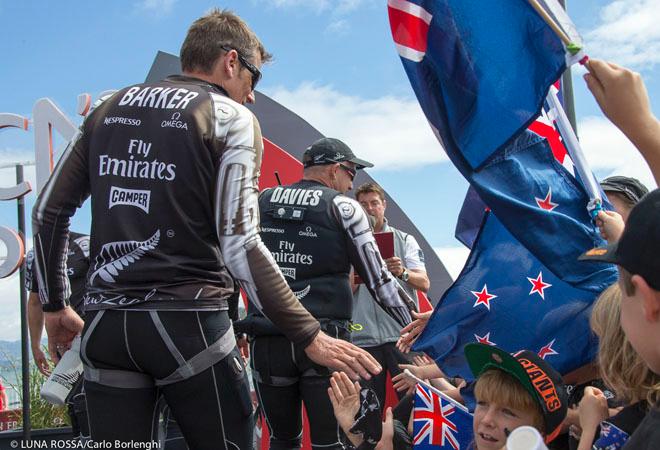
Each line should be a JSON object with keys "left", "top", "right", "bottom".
{"left": 600, "top": 175, "right": 649, "bottom": 221}
{"left": 243, "top": 137, "right": 414, "bottom": 449}
{"left": 596, "top": 176, "right": 649, "bottom": 243}
{"left": 580, "top": 189, "right": 660, "bottom": 449}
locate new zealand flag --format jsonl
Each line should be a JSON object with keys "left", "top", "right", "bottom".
{"left": 387, "top": 0, "right": 572, "bottom": 171}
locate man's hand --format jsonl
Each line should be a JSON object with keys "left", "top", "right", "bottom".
{"left": 385, "top": 257, "right": 404, "bottom": 278}
{"left": 44, "top": 307, "right": 84, "bottom": 364}
{"left": 595, "top": 210, "right": 625, "bottom": 243}
{"left": 396, "top": 309, "right": 432, "bottom": 353}
{"left": 304, "top": 331, "right": 381, "bottom": 381}
{"left": 327, "top": 372, "right": 362, "bottom": 438}
{"left": 31, "top": 345, "right": 51, "bottom": 376}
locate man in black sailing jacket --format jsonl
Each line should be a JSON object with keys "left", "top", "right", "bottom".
{"left": 243, "top": 138, "right": 413, "bottom": 449}
{"left": 32, "top": 10, "right": 382, "bottom": 449}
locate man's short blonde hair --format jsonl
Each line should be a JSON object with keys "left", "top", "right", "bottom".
{"left": 180, "top": 8, "right": 272, "bottom": 74}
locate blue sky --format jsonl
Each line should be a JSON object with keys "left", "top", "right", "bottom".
{"left": 0, "top": 0, "right": 659, "bottom": 339}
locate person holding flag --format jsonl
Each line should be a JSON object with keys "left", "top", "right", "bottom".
{"left": 388, "top": 0, "right": 618, "bottom": 385}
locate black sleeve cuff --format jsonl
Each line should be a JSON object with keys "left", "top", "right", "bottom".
{"left": 41, "top": 302, "right": 66, "bottom": 312}
{"left": 298, "top": 325, "right": 321, "bottom": 350}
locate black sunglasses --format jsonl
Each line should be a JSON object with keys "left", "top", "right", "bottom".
{"left": 338, "top": 163, "right": 356, "bottom": 180}
{"left": 221, "top": 45, "right": 262, "bottom": 92}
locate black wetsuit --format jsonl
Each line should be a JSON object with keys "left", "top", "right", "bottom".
{"left": 241, "top": 180, "right": 413, "bottom": 450}
{"left": 32, "top": 77, "right": 321, "bottom": 449}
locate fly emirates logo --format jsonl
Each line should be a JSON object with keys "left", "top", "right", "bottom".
{"left": 99, "top": 138, "right": 176, "bottom": 181}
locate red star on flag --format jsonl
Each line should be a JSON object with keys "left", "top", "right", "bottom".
{"left": 527, "top": 271, "right": 552, "bottom": 300}
{"left": 474, "top": 332, "right": 496, "bottom": 346}
{"left": 538, "top": 339, "right": 559, "bottom": 359}
{"left": 472, "top": 285, "right": 497, "bottom": 310}
{"left": 535, "top": 188, "right": 558, "bottom": 211}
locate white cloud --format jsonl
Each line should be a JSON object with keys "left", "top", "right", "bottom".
{"left": 578, "top": 116, "right": 657, "bottom": 189}
{"left": 266, "top": 83, "right": 448, "bottom": 170}
{"left": 325, "top": 19, "right": 349, "bottom": 36}
{"left": 585, "top": 0, "right": 660, "bottom": 69}
{"left": 434, "top": 246, "right": 469, "bottom": 281}
{"left": 134, "top": 0, "right": 177, "bottom": 17}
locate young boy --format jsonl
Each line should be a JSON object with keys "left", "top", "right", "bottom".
{"left": 580, "top": 188, "right": 660, "bottom": 448}
{"left": 465, "top": 343, "right": 568, "bottom": 449}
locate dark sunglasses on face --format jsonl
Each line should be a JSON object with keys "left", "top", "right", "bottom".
{"left": 220, "top": 45, "right": 262, "bottom": 92}
{"left": 338, "top": 163, "right": 356, "bottom": 180}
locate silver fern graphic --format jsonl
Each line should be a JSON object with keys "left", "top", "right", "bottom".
{"left": 90, "top": 230, "right": 160, "bottom": 284}
{"left": 293, "top": 285, "right": 310, "bottom": 300}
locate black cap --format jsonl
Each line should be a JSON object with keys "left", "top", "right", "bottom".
{"left": 580, "top": 188, "right": 660, "bottom": 290}
{"left": 465, "top": 343, "right": 568, "bottom": 443}
{"left": 600, "top": 176, "right": 649, "bottom": 205}
{"left": 302, "top": 137, "right": 374, "bottom": 170}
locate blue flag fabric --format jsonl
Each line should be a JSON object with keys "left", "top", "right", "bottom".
{"left": 389, "top": 1, "right": 603, "bottom": 288}
{"left": 454, "top": 186, "right": 486, "bottom": 249}
{"left": 413, "top": 383, "right": 473, "bottom": 449}
{"left": 413, "top": 207, "right": 616, "bottom": 379}
{"left": 467, "top": 130, "right": 615, "bottom": 292}
{"left": 594, "top": 422, "right": 629, "bottom": 450}
{"left": 388, "top": 0, "right": 568, "bottom": 171}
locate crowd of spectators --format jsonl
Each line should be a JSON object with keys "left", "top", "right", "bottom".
{"left": 326, "top": 58, "right": 660, "bottom": 450}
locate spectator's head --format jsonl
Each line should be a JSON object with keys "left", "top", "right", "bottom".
{"left": 465, "top": 343, "right": 567, "bottom": 449}
{"left": 356, "top": 183, "right": 387, "bottom": 231}
{"left": 600, "top": 176, "right": 649, "bottom": 221}
{"left": 580, "top": 189, "right": 660, "bottom": 374}
{"left": 302, "top": 138, "right": 373, "bottom": 194}
{"left": 591, "top": 283, "right": 660, "bottom": 405}
{"left": 180, "top": 8, "right": 271, "bottom": 105}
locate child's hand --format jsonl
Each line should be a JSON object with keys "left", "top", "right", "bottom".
{"left": 578, "top": 386, "right": 609, "bottom": 432}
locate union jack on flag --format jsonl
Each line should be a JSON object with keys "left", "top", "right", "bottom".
{"left": 413, "top": 383, "right": 473, "bottom": 450}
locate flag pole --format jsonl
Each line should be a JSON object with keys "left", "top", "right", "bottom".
{"left": 559, "top": 0, "right": 578, "bottom": 134}
{"left": 546, "top": 86, "right": 603, "bottom": 213}
{"left": 527, "top": 0, "right": 580, "bottom": 54}
{"left": 403, "top": 369, "right": 470, "bottom": 412}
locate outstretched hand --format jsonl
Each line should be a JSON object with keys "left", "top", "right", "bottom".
{"left": 375, "top": 408, "right": 394, "bottom": 450}
{"left": 392, "top": 365, "right": 421, "bottom": 395}
{"left": 397, "top": 310, "right": 432, "bottom": 353}
{"left": 327, "top": 372, "right": 362, "bottom": 436}
{"left": 305, "top": 331, "right": 382, "bottom": 380}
